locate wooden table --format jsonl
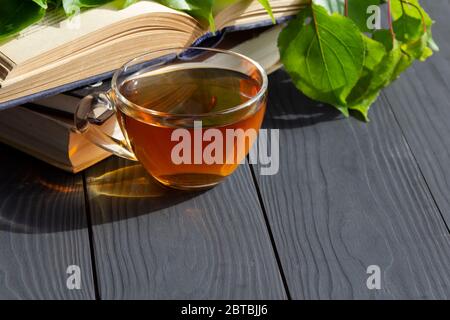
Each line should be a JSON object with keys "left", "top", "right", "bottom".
{"left": 1, "top": 1, "right": 450, "bottom": 300}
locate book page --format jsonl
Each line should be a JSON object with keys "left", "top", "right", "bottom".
{"left": 224, "top": 25, "right": 282, "bottom": 72}
{"left": 216, "top": 0, "right": 306, "bottom": 28}
{"left": 0, "top": 1, "right": 185, "bottom": 65}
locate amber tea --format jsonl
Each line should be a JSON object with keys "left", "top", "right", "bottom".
{"left": 116, "top": 67, "right": 266, "bottom": 189}
{"left": 76, "top": 48, "right": 268, "bottom": 190}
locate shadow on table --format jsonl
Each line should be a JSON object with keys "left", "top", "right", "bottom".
{"left": 263, "top": 71, "right": 344, "bottom": 129}
{"left": 0, "top": 144, "right": 204, "bottom": 234}
{"left": 0, "top": 70, "right": 345, "bottom": 234}
{"left": 86, "top": 162, "right": 205, "bottom": 223}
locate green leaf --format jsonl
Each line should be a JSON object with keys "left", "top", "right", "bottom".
{"left": 336, "top": 105, "right": 350, "bottom": 118}
{"left": 157, "top": 0, "right": 216, "bottom": 31}
{"left": 372, "top": 29, "right": 395, "bottom": 50}
{"left": 348, "top": 0, "right": 384, "bottom": 33}
{"left": 0, "top": 0, "right": 46, "bottom": 41}
{"left": 278, "top": 3, "right": 366, "bottom": 110}
{"left": 33, "top": 0, "right": 49, "bottom": 9}
{"left": 401, "top": 32, "right": 433, "bottom": 61}
{"left": 312, "top": 0, "right": 345, "bottom": 14}
{"left": 363, "top": 47, "right": 403, "bottom": 97}
{"left": 362, "top": 34, "right": 387, "bottom": 70}
{"left": 347, "top": 44, "right": 413, "bottom": 120}
{"left": 345, "top": 35, "right": 386, "bottom": 119}
{"left": 314, "top": 0, "right": 385, "bottom": 33}
{"left": 346, "top": 37, "right": 385, "bottom": 96}
{"left": 62, "top": 0, "right": 115, "bottom": 15}
{"left": 347, "top": 91, "right": 379, "bottom": 122}
{"left": 281, "top": 0, "right": 437, "bottom": 121}
{"left": 46, "top": 0, "right": 63, "bottom": 10}
{"left": 427, "top": 33, "right": 439, "bottom": 52}
{"left": 257, "top": 0, "right": 275, "bottom": 23}
{"left": 116, "top": 0, "right": 138, "bottom": 8}
{"left": 391, "top": 0, "right": 432, "bottom": 42}
{"left": 213, "top": 0, "right": 236, "bottom": 13}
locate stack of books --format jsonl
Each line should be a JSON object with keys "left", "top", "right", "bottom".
{"left": 0, "top": 0, "right": 305, "bottom": 172}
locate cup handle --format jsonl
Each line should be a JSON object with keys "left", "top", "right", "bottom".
{"left": 74, "top": 91, "right": 138, "bottom": 161}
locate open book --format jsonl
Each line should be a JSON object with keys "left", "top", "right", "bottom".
{"left": 0, "top": 0, "right": 305, "bottom": 109}
{"left": 0, "top": 25, "right": 285, "bottom": 172}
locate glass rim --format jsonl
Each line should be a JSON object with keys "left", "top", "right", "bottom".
{"left": 111, "top": 46, "right": 268, "bottom": 119}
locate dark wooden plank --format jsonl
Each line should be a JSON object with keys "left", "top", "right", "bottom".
{"left": 383, "top": 0, "right": 450, "bottom": 224}
{"left": 253, "top": 70, "right": 450, "bottom": 299}
{"left": 85, "top": 159, "right": 286, "bottom": 299}
{"left": 0, "top": 144, "right": 95, "bottom": 299}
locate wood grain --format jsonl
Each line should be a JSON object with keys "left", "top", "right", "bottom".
{"left": 383, "top": 1, "right": 450, "bottom": 224}
{"left": 84, "top": 158, "right": 286, "bottom": 299}
{"left": 0, "top": 144, "right": 95, "bottom": 299}
{"left": 253, "top": 70, "right": 450, "bottom": 299}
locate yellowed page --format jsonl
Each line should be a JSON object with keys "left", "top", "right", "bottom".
{"left": 216, "top": 0, "right": 307, "bottom": 28}
{"left": 0, "top": 1, "right": 185, "bottom": 65}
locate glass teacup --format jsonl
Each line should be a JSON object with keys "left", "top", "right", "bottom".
{"left": 75, "top": 47, "right": 268, "bottom": 190}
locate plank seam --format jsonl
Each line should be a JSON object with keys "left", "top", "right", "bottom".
{"left": 382, "top": 91, "right": 450, "bottom": 235}
{"left": 248, "top": 163, "right": 293, "bottom": 300}
{"left": 82, "top": 172, "right": 102, "bottom": 300}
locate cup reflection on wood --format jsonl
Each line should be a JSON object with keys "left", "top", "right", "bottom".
{"left": 76, "top": 47, "right": 268, "bottom": 190}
